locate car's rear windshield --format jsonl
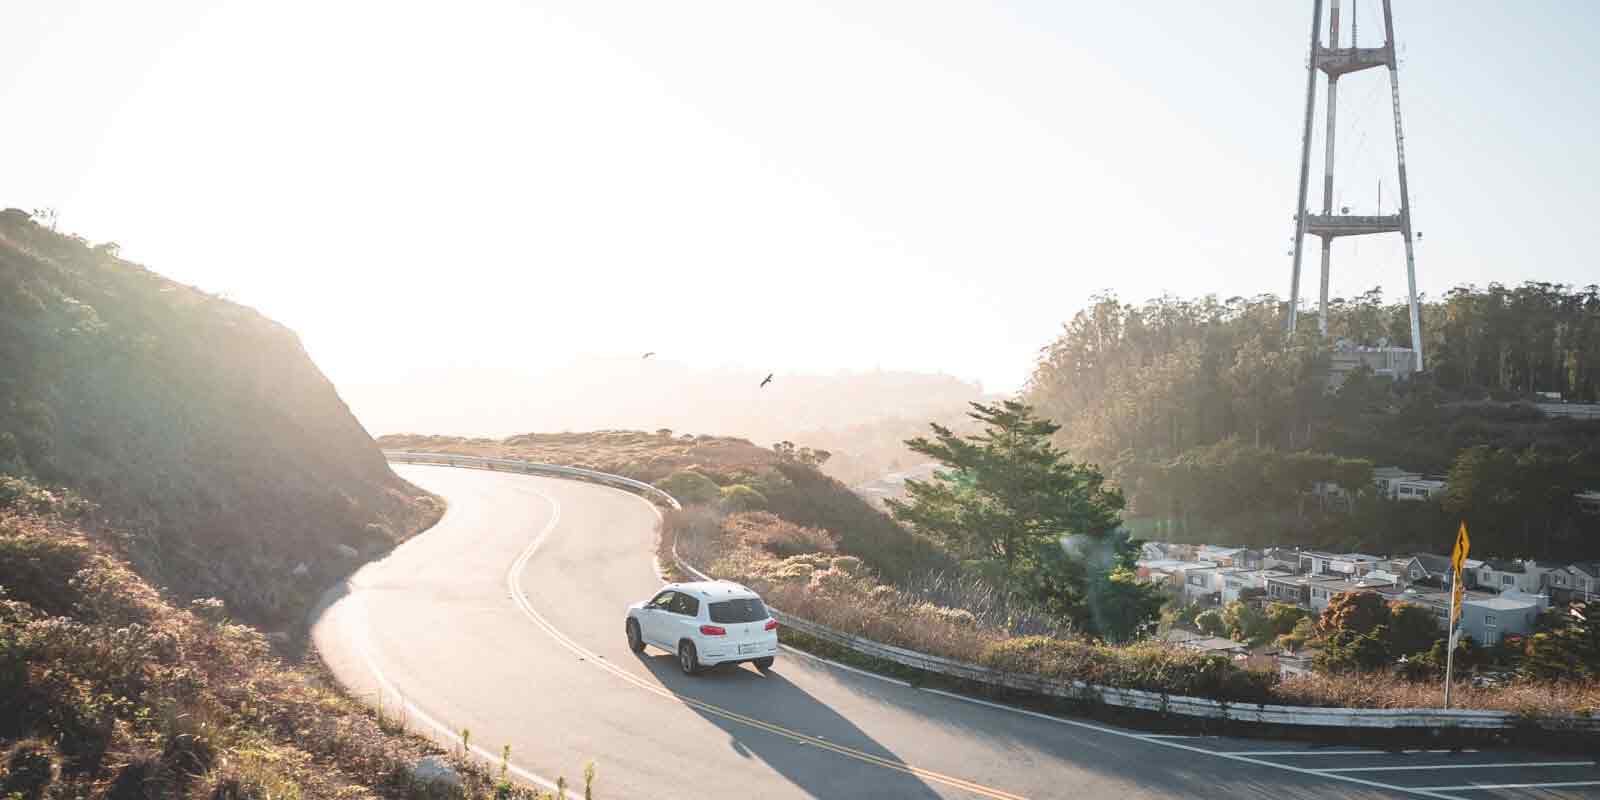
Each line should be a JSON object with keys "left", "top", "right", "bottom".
{"left": 708, "top": 598, "right": 768, "bottom": 624}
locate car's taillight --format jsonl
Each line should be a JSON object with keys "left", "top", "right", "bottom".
{"left": 764, "top": 619, "right": 779, "bottom": 632}
{"left": 699, "top": 624, "right": 726, "bottom": 636}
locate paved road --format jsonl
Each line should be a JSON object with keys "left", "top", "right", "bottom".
{"left": 313, "top": 465, "right": 1600, "bottom": 799}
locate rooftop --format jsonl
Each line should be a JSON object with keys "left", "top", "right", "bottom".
{"left": 1466, "top": 595, "right": 1542, "bottom": 611}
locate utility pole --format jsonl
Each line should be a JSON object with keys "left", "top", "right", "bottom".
{"left": 1284, "top": 0, "right": 1425, "bottom": 372}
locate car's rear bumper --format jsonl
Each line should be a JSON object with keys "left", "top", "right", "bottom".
{"left": 698, "top": 635, "right": 778, "bottom": 665}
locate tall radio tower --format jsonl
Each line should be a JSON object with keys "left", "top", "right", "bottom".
{"left": 1286, "top": 0, "right": 1424, "bottom": 371}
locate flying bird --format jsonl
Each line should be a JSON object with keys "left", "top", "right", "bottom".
{"left": 642, "top": 352, "right": 655, "bottom": 359}
{"left": 759, "top": 373, "right": 773, "bottom": 388}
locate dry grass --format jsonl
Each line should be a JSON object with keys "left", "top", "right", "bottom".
{"left": 1274, "top": 671, "right": 1600, "bottom": 716}
{"left": 0, "top": 496, "right": 584, "bottom": 799}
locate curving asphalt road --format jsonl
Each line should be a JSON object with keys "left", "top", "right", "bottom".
{"left": 313, "top": 465, "right": 1600, "bottom": 799}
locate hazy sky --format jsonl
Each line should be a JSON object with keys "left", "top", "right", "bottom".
{"left": 4, "top": 1, "right": 1596, "bottom": 393}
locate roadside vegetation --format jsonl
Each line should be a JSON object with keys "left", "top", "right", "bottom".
{"left": 650, "top": 401, "right": 1600, "bottom": 717}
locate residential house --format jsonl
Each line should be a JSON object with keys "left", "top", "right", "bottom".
{"left": 1394, "top": 478, "right": 1447, "bottom": 501}
{"left": 1198, "top": 546, "right": 1244, "bottom": 567}
{"left": 1373, "top": 466, "right": 1422, "bottom": 498}
{"left": 1544, "top": 562, "right": 1600, "bottom": 604}
{"left": 1265, "top": 573, "right": 1310, "bottom": 606}
{"left": 1459, "top": 592, "right": 1548, "bottom": 646}
{"left": 1391, "top": 553, "right": 1453, "bottom": 587}
{"left": 1305, "top": 575, "right": 1399, "bottom": 614}
{"left": 1182, "top": 637, "right": 1250, "bottom": 659}
{"left": 1477, "top": 559, "right": 1560, "bottom": 595}
{"left": 1262, "top": 548, "right": 1301, "bottom": 572}
{"left": 1133, "top": 559, "right": 1193, "bottom": 589}
{"left": 1219, "top": 568, "right": 1293, "bottom": 605}
{"left": 1174, "top": 562, "right": 1222, "bottom": 605}
{"left": 1297, "top": 551, "right": 1339, "bottom": 575}
{"left": 1161, "top": 629, "right": 1252, "bottom": 659}
{"left": 1235, "top": 549, "right": 1263, "bottom": 570}
{"left": 1392, "top": 586, "right": 1502, "bottom": 631}
{"left": 1300, "top": 551, "right": 1385, "bottom": 577}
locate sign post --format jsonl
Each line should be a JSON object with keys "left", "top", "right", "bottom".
{"left": 1444, "top": 521, "right": 1470, "bottom": 709}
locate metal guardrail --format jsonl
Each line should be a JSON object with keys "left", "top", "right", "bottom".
{"left": 391, "top": 451, "right": 1599, "bottom": 733}
{"left": 384, "top": 450, "right": 681, "bottom": 510}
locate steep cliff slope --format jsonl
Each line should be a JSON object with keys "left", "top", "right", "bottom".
{"left": 0, "top": 209, "right": 439, "bottom": 626}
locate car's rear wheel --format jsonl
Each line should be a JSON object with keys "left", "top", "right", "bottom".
{"left": 753, "top": 656, "right": 775, "bottom": 672}
{"left": 626, "top": 619, "right": 644, "bottom": 653}
{"left": 678, "top": 641, "right": 700, "bottom": 675}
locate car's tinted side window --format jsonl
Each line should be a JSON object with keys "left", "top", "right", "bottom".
{"left": 671, "top": 593, "right": 700, "bottom": 617}
{"left": 648, "top": 591, "right": 674, "bottom": 610}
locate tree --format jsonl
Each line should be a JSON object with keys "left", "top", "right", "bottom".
{"left": 1086, "top": 568, "right": 1166, "bottom": 643}
{"left": 1221, "top": 600, "right": 1271, "bottom": 644}
{"left": 1195, "top": 608, "right": 1228, "bottom": 638}
{"left": 1316, "top": 626, "right": 1392, "bottom": 673}
{"left": 1386, "top": 602, "right": 1443, "bottom": 658}
{"left": 1318, "top": 591, "right": 1387, "bottom": 637}
{"left": 890, "top": 401, "right": 1151, "bottom": 638}
{"left": 1264, "top": 602, "right": 1309, "bottom": 640}
{"left": 888, "top": 400, "right": 1124, "bottom": 580}
{"left": 1519, "top": 602, "right": 1600, "bottom": 681}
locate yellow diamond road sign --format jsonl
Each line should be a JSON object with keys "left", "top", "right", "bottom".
{"left": 1451, "top": 522, "right": 1470, "bottom": 574}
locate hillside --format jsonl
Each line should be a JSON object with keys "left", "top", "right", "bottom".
{"left": 379, "top": 430, "right": 949, "bottom": 583}
{"left": 0, "top": 209, "right": 440, "bottom": 627}
{"left": 1025, "top": 290, "right": 1600, "bottom": 560}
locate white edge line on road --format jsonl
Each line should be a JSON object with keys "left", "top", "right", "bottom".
{"left": 1218, "top": 751, "right": 1393, "bottom": 756}
{"left": 913, "top": 688, "right": 1467, "bottom": 800}
{"left": 355, "top": 467, "right": 582, "bottom": 800}
{"left": 1218, "top": 749, "right": 1481, "bottom": 756}
{"left": 352, "top": 597, "right": 574, "bottom": 798}
{"left": 1320, "top": 761, "right": 1594, "bottom": 773}
{"left": 1416, "top": 781, "right": 1600, "bottom": 792}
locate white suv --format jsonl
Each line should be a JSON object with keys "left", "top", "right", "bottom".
{"left": 625, "top": 581, "right": 779, "bottom": 674}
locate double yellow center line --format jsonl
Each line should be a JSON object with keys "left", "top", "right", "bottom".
{"left": 504, "top": 492, "right": 1028, "bottom": 800}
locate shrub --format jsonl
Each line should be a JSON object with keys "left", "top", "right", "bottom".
{"left": 718, "top": 484, "right": 767, "bottom": 512}
{"left": 1, "top": 739, "right": 58, "bottom": 800}
{"left": 978, "top": 636, "right": 1278, "bottom": 704}
{"left": 653, "top": 470, "right": 721, "bottom": 506}
{"left": 725, "top": 512, "right": 837, "bottom": 558}
{"left": 1195, "top": 609, "right": 1227, "bottom": 637}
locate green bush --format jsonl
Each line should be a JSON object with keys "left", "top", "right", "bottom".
{"left": 718, "top": 484, "right": 767, "bottom": 512}
{"left": 1195, "top": 609, "right": 1227, "bottom": 637}
{"left": 654, "top": 470, "right": 722, "bottom": 506}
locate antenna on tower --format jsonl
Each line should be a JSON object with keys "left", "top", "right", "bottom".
{"left": 1284, "top": 0, "right": 1425, "bottom": 372}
